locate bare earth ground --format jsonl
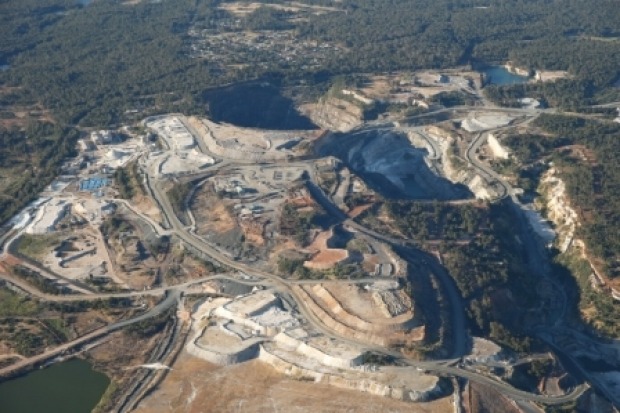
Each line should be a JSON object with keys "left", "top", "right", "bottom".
{"left": 193, "top": 192, "right": 237, "bottom": 236}
{"left": 132, "top": 194, "right": 163, "bottom": 224}
{"left": 135, "top": 353, "right": 453, "bottom": 413}
{"left": 219, "top": 1, "right": 340, "bottom": 16}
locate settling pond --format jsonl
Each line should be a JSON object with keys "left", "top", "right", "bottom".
{"left": 482, "top": 66, "right": 529, "bottom": 85}
{"left": 0, "top": 359, "right": 110, "bottom": 413}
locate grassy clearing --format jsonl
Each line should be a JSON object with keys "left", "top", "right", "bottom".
{"left": 0, "top": 289, "right": 39, "bottom": 317}
{"left": 15, "top": 233, "right": 61, "bottom": 259}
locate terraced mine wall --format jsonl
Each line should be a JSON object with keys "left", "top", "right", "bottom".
{"left": 186, "top": 327, "right": 260, "bottom": 366}
{"left": 200, "top": 120, "right": 289, "bottom": 161}
{"left": 293, "top": 286, "right": 424, "bottom": 347}
{"left": 258, "top": 346, "right": 444, "bottom": 402}
{"left": 273, "top": 332, "right": 363, "bottom": 369}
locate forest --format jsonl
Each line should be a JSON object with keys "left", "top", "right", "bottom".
{"left": 0, "top": 0, "right": 619, "bottom": 225}
{"left": 503, "top": 114, "right": 620, "bottom": 336}
{"left": 379, "top": 201, "right": 539, "bottom": 352}
{"left": 505, "top": 115, "right": 620, "bottom": 279}
{"left": 0, "top": 123, "right": 79, "bottom": 224}
{"left": 530, "top": 115, "right": 620, "bottom": 279}
{"left": 1, "top": 0, "right": 619, "bottom": 127}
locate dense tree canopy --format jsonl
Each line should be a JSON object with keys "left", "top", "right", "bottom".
{"left": 0, "top": 0, "right": 618, "bottom": 225}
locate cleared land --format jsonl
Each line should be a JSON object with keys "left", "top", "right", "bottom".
{"left": 135, "top": 354, "right": 453, "bottom": 413}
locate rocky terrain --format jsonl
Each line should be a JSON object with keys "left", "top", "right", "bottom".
{"left": 316, "top": 130, "right": 473, "bottom": 200}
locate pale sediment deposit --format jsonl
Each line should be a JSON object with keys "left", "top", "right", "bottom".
{"left": 303, "top": 97, "right": 365, "bottom": 132}
{"left": 461, "top": 114, "right": 514, "bottom": 132}
{"left": 317, "top": 129, "right": 472, "bottom": 200}
{"left": 486, "top": 133, "right": 510, "bottom": 159}
{"left": 258, "top": 345, "right": 444, "bottom": 402}
{"left": 534, "top": 70, "right": 570, "bottom": 82}
{"left": 186, "top": 323, "right": 262, "bottom": 365}
{"left": 197, "top": 117, "right": 307, "bottom": 161}
{"left": 539, "top": 169, "right": 620, "bottom": 300}
{"left": 427, "top": 127, "right": 497, "bottom": 199}
{"left": 26, "top": 198, "right": 70, "bottom": 234}
{"left": 539, "top": 168, "right": 579, "bottom": 253}
{"left": 185, "top": 288, "right": 438, "bottom": 403}
{"left": 160, "top": 150, "right": 214, "bottom": 176}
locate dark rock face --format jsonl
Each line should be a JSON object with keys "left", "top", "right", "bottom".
{"left": 203, "top": 84, "right": 317, "bottom": 131}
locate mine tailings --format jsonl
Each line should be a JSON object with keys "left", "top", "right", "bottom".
{"left": 0, "top": 358, "right": 109, "bottom": 413}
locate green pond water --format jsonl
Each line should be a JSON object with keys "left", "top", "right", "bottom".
{"left": 482, "top": 66, "right": 529, "bottom": 85}
{"left": 0, "top": 359, "right": 110, "bottom": 413}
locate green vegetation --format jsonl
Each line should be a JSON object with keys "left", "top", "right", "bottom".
{"left": 15, "top": 233, "right": 60, "bottom": 259}
{"left": 441, "top": 204, "right": 541, "bottom": 352}
{"left": 344, "top": 193, "right": 374, "bottom": 211}
{"left": 41, "top": 318, "right": 70, "bottom": 342}
{"left": 0, "top": 0, "right": 617, "bottom": 225}
{"left": 146, "top": 235, "right": 170, "bottom": 258}
{"left": 500, "top": 114, "right": 620, "bottom": 337}
{"left": 532, "top": 115, "right": 620, "bottom": 278}
{"left": 386, "top": 201, "right": 486, "bottom": 243}
{"left": 508, "top": 358, "right": 554, "bottom": 392}
{"left": 11, "top": 328, "right": 47, "bottom": 357}
{"left": 429, "top": 91, "right": 476, "bottom": 107}
{"left": 0, "top": 0, "right": 230, "bottom": 126}
{"left": 126, "top": 307, "right": 172, "bottom": 338}
{"left": 245, "top": 6, "right": 294, "bottom": 31}
{"left": 360, "top": 351, "right": 398, "bottom": 366}
{"left": 180, "top": 248, "right": 223, "bottom": 274}
{"left": 0, "top": 124, "right": 79, "bottom": 225}
{"left": 0, "top": 286, "right": 135, "bottom": 358}
{"left": 555, "top": 252, "right": 620, "bottom": 337}
{"left": 100, "top": 215, "right": 133, "bottom": 238}
{"left": 384, "top": 201, "right": 541, "bottom": 353}
{"left": 346, "top": 238, "right": 372, "bottom": 254}
{"left": 545, "top": 403, "right": 578, "bottom": 413}
{"left": 277, "top": 256, "right": 363, "bottom": 280}
{"left": 0, "top": 289, "right": 39, "bottom": 317}
{"left": 277, "top": 256, "right": 314, "bottom": 279}
{"left": 92, "top": 381, "right": 119, "bottom": 413}
{"left": 0, "top": 289, "right": 67, "bottom": 357}
{"left": 300, "top": 0, "right": 619, "bottom": 104}
{"left": 280, "top": 203, "right": 319, "bottom": 246}
{"left": 167, "top": 182, "right": 192, "bottom": 225}
{"left": 114, "top": 161, "right": 143, "bottom": 199}
{"left": 11, "top": 265, "right": 67, "bottom": 295}
{"left": 502, "top": 133, "right": 569, "bottom": 165}
{"left": 47, "top": 297, "right": 133, "bottom": 314}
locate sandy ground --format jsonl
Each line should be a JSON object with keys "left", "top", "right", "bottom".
{"left": 219, "top": 1, "right": 340, "bottom": 16}
{"left": 323, "top": 283, "right": 379, "bottom": 321}
{"left": 39, "top": 227, "right": 120, "bottom": 283}
{"left": 304, "top": 230, "right": 349, "bottom": 269}
{"left": 535, "top": 70, "right": 569, "bottom": 82}
{"left": 132, "top": 194, "right": 163, "bottom": 224}
{"left": 193, "top": 195, "right": 237, "bottom": 235}
{"left": 135, "top": 353, "right": 453, "bottom": 413}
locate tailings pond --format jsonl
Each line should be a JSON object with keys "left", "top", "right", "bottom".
{"left": 482, "top": 66, "right": 529, "bottom": 85}
{"left": 0, "top": 359, "right": 109, "bottom": 413}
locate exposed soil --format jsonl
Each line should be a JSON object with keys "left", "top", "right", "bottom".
{"left": 192, "top": 192, "right": 237, "bottom": 236}
{"left": 135, "top": 353, "right": 454, "bottom": 413}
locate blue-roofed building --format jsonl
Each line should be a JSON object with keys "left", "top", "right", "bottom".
{"left": 79, "top": 177, "right": 109, "bottom": 192}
